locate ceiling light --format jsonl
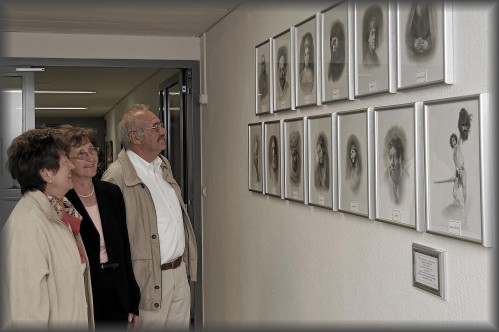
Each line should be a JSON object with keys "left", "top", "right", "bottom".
{"left": 35, "top": 107, "right": 87, "bottom": 110}
{"left": 35, "top": 90, "right": 96, "bottom": 94}
{"left": 16, "top": 67, "right": 45, "bottom": 72}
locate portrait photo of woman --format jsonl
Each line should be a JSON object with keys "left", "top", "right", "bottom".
{"left": 321, "top": 1, "right": 351, "bottom": 103}
{"left": 295, "top": 16, "right": 318, "bottom": 107}
{"left": 284, "top": 118, "right": 305, "bottom": 203}
{"left": 355, "top": 0, "right": 392, "bottom": 97}
{"left": 268, "top": 135, "right": 279, "bottom": 186}
{"left": 337, "top": 110, "right": 369, "bottom": 216}
{"left": 299, "top": 32, "right": 315, "bottom": 95}
{"left": 264, "top": 120, "right": 282, "bottom": 197}
{"left": 346, "top": 135, "right": 362, "bottom": 193}
{"left": 328, "top": 21, "right": 346, "bottom": 82}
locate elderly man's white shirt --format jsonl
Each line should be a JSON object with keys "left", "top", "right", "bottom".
{"left": 127, "top": 150, "right": 185, "bottom": 264}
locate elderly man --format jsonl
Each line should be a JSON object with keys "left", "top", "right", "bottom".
{"left": 386, "top": 134, "right": 408, "bottom": 204}
{"left": 102, "top": 104, "right": 197, "bottom": 329}
{"left": 277, "top": 46, "right": 289, "bottom": 101}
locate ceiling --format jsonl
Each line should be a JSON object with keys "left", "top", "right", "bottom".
{"left": 0, "top": 0, "right": 241, "bottom": 119}
{"left": 0, "top": 0, "right": 240, "bottom": 37}
{"left": 33, "top": 67, "right": 176, "bottom": 119}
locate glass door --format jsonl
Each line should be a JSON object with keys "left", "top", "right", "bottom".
{"left": 0, "top": 68, "right": 35, "bottom": 226}
{"left": 160, "top": 71, "right": 186, "bottom": 198}
{"left": 159, "top": 69, "right": 202, "bottom": 328}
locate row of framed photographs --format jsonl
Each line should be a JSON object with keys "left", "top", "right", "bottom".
{"left": 255, "top": 0, "right": 453, "bottom": 114}
{"left": 248, "top": 93, "right": 493, "bottom": 247}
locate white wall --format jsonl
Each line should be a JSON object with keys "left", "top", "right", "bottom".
{"left": 201, "top": 1, "right": 496, "bottom": 328}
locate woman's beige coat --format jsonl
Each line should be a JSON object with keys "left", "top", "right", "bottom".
{"left": 1, "top": 190, "right": 94, "bottom": 329}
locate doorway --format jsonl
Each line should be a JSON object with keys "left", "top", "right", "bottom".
{"left": 1, "top": 58, "right": 203, "bottom": 329}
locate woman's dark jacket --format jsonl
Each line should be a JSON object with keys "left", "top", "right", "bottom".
{"left": 66, "top": 179, "right": 140, "bottom": 315}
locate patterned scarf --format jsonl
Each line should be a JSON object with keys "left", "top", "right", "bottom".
{"left": 48, "top": 195, "right": 87, "bottom": 264}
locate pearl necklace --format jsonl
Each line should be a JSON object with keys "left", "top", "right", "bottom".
{"left": 76, "top": 185, "right": 94, "bottom": 198}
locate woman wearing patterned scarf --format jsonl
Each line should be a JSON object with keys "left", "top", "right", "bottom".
{"left": 1, "top": 128, "right": 94, "bottom": 329}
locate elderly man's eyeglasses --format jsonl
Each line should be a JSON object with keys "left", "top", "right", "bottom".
{"left": 70, "top": 146, "right": 100, "bottom": 160}
{"left": 144, "top": 122, "right": 164, "bottom": 131}
{"left": 132, "top": 122, "right": 165, "bottom": 132}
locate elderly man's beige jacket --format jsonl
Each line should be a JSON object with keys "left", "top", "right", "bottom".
{"left": 102, "top": 149, "right": 198, "bottom": 311}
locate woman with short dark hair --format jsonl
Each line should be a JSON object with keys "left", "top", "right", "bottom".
{"left": 1, "top": 128, "right": 94, "bottom": 329}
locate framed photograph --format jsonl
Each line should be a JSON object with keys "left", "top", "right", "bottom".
{"left": 248, "top": 122, "right": 264, "bottom": 193}
{"left": 284, "top": 117, "right": 306, "bottom": 203}
{"left": 397, "top": 0, "right": 453, "bottom": 90}
{"left": 321, "top": 1, "right": 354, "bottom": 103}
{"left": 273, "top": 28, "right": 295, "bottom": 112}
{"left": 264, "top": 120, "right": 283, "bottom": 198}
{"left": 374, "top": 102, "right": 424, "bottom": 230}
{"left": 307, "top": 114, "right": 335, "bottom": 209}
{"left": 412, "top": 243, "right": 447, "bottom": 300}
{"left": 354, "top": 0, "right": 396, "bottom": 97}
{"left": 295, "top": 14, "right": 320, "bottom": 108}
{"left": 255, "top": 39, "right": 273, "bottom": 115}
{"left": 105, "top": 140, "right": 113, "bottom": 165}
{"left": 337, "top": 109, "right": 370, "bottom": 217}
{"left": 424, "top": 93, "right": 492, "bottom": 247}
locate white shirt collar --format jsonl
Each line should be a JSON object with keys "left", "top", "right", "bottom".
{"left": 127, "top": 150, "right": 162, "bottom": 171}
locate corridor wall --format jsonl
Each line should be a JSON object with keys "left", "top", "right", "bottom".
{"left": 201, "top": 1, "right": 497, "bottom": 328}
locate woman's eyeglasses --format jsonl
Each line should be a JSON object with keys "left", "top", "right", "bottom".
{"left": 70, "top": 146, "right": 100, "bottom": 160}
